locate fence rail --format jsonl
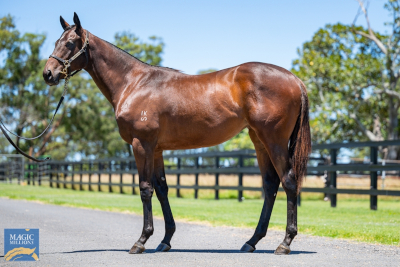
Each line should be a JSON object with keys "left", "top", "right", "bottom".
{"left": 2, "top": 140, "right": 400, "bottom": 210}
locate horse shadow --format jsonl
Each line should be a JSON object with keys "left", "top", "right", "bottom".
{"left": 59, "top": 248, "right": 316, "bottom": 255}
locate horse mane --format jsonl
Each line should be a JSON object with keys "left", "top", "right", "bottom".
{"left": 62, "top": 25, "right": 181, "bottom": 73}
{"left": 100, "top": 38, "right": 182, "bottom": 73}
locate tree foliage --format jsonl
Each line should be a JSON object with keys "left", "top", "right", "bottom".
{"left": 292, "top": 23, "right": 385, "bottom": 144}
{"left": 0, "top": 16, "right": 165, "bottom": 160}
{"left": 292, "top": 0, "right": 400, "bottom": 159}
{"left": 197, "top": 68, "right": 218, "bottom": 75}
{"left": 114, "top": 32, "right": 164, "bottom": 66}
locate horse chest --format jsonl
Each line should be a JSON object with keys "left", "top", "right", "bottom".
{"left": 115, "top": 108, "right": 160, "bottom": 144}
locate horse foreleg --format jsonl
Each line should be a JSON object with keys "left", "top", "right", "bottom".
{"left": 153, "top": 152, "right": 176, "bottom": 252}
{"left": 129, "top": 139, "right": 155, "bottom": 254}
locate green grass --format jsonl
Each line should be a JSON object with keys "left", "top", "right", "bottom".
{"left": 0, "top": 183, "right": 399, "bottom": 246}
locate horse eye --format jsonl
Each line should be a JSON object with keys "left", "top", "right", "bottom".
{"left": 66, "top": 41, "right": 75, "bottom": 49}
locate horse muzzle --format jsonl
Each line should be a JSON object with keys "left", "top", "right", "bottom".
{"left": 43, "top": 68, "right": 61, "bottom": 86}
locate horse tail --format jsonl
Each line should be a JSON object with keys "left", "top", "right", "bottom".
{"left": 289, "top": 79, "right": 311, "bottom": 194}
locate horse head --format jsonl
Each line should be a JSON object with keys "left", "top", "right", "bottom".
{"left": 43, "top": 13, "right": 89, "bottom": 86}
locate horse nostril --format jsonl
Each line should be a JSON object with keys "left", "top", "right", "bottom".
{"left": 47, "top": 70, "right": 52, "bottom": 80}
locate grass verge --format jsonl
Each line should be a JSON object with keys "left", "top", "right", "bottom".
{"left": 0, "top": 183, "right": 399, "bottom": 246}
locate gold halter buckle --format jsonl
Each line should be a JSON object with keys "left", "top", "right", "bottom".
{"left": 60, "top": 61, "right": 70, "bottom": 78}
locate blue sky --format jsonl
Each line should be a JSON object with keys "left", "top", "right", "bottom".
{"left": 1, "top": 0, "right": 390, "bottom": 74}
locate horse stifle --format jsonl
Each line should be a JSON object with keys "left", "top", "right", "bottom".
{"left": 43, "top": 13, "right": 311, "bottom": 255}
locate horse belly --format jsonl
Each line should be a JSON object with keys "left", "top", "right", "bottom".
{"left": 157, "top": 109, "right": 246, "bottom": 150}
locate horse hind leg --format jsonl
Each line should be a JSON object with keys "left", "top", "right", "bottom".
{"left": 263, "top": 138, "right": 298, "bottom": 255}
{"left": 245, "top": 127, "right": 299, "bottom": 255}
{"left": 240, "top": 128, "right": 280, "bottom": 252}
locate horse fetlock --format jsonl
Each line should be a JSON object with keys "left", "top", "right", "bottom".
{"left": 287, "top": 225, "right": 298, "bottom": 237}
{"left": 143, "top": 226, "right": 154, "bottom": 238}
{"left": 165, "top": 224, "right": 176, "bottom": 236}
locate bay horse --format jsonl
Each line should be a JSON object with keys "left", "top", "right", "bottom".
{"left": 43, "top": 13, "right": 311, "bottom": 255}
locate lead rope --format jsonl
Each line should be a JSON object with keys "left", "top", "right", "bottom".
{"left": 0, "top": 31, "right": 89, "bottom": 162}
{"left": 0, "top": 76, "right": 69, "bottom": 142}
{"left": 0, "top": 76, "right": 70, "bottom": 163}
{"left": 63, "top": 75, "right": 69, "bottom": 96}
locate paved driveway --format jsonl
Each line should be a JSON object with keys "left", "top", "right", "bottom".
{"left": 0, "top": 198, "right": 398, "bottom": 266}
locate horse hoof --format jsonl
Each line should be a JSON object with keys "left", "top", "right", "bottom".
{"left": 274, "top": 243, "right": 291, "bottom": 255}
{"left": 155, "top": 243, "right": 171, "bottom": 252}
{"left": 129, "top": 242, "right": 145, "bottom": 254}
{"left": 240, "top": 243, "right": 255, "bottom": 253}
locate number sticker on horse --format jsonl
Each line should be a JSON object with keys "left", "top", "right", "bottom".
{"left": 141, "top": 111, "right": 147, "bottom": 121}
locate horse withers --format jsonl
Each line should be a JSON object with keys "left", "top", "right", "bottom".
{"left": 43, "top": 13, "right": 311, "bottom": 255}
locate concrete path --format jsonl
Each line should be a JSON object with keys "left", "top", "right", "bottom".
{"left": 0, "top": 198, "right": 399, "bottom": 266}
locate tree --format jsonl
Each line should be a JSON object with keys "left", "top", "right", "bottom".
{"left": 0, "top": 16, "right": 165, "bottom": 160}
{"left": 114, "top": 32, "right": 164, "bottom": 66}
{"left": 292, "top": 0, "right": 400, "bottom": 159}
{"left": 197, "top": 68, "right": 218, "bottom": 75}
{"left": 352, "top": 0, "right": 400, "bottom": 158}
{"left": 0, "top": 15, "right": 62, "bottom": 158}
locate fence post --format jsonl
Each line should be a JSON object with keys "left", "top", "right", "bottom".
{"left": 27, "top": 164, "right": 31, "bottom": 185}
{"left": 120, "top": 160, "right": 123, "bottom": 194}
{"left": 50, "top": 164, "right": 53, "bottom": 188}
{"left": 72, "top": 163, "right": 76, "bottom": 190}
{"left": 32, "top": 164, "right": 35, "bottom": 186}
{"left": 63, "top": 164, "right": 67, "bottom": 189}
{"left": 109, "top": 161, "right": 113, "bottom": 193}
{"left": 38, "top": 163, "right": 42, "bottom": 186}
{"left": 194, "top": 157, "right": 199, "bottom": 199}
{"left": 215, "top": 156, "right": 219, "bottom": 200}
{"left": 370, "top": 146, "right": 378, "bottom": 210}
{"left": 177, "top": 157, "right": 181, "bottom": 198}
{"left": 238, "top": 155, "right": 243, "bottom": 202}
{"left": 80, "top": 163, "right": 83, "bottom": 191}
{"left": 20, "top": 158, "right": 24, "bottom": 185}
{"left": 56, "top": 164, "right": 60, "bottom": 188}
{"left": 330, "top": 149, "right": 337, "bottom": 207}
{"left": 89, "top": 161, "right": 93, "bottom": 191}
{"left": 98, "top": 162, "right": 102, "bottom": 192}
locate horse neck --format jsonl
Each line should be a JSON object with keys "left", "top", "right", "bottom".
{"left": 84, "top": 32, "right": 149, "bottom": 108}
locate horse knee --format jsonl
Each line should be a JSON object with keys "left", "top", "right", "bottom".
{"left": 140, "top": 182, "right": 154, "bottom": 201}
{"left": 281, "top": 169, "right": 297, "bottom": 195}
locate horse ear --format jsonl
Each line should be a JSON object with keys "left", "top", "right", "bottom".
{"left": 60, "top": 16, "right": 70, "bottom": 30}
{"left": 73, "top": 12, "right": 82, "bottom": 34}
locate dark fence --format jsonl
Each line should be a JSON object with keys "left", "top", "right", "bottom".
{"left": 2, "top": 140, "right": 400, "bottom": 210}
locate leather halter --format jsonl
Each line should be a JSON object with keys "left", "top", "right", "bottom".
{"left": 50, "top": 29, "right": 90, "bottom": 78}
